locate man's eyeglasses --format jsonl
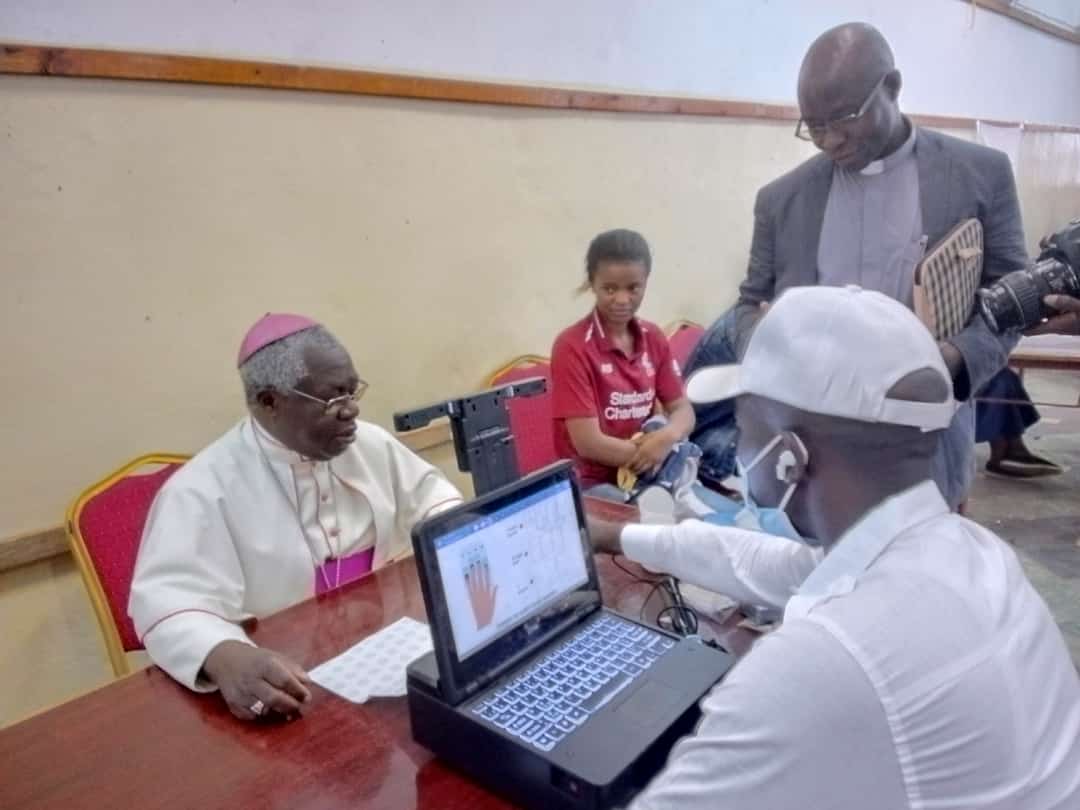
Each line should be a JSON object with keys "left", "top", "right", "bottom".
{"left": 290, "top": 380, "right": 369, "bottom": 415}
{"left": 795, "top": 73, "right": 888, "bottom": 142}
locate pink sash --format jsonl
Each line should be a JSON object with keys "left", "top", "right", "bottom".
{"left": 314, "top": 546, "right": 375, "bottom": 595}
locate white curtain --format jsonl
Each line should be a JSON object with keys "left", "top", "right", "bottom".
{"left": 977, "top": 121, "right": 1080, "bottom": 253}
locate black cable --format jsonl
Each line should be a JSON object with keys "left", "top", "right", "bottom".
{"left": 658, "top": 605, "right": 698, "bottom": 636}
{"left": 639, "top": 579, "right": 668, "bottom": 624}
{"left": 612, "top": 553, "right": 662, "bottom": 584}
{"left": 659, "top": 577, "right": 697, "bottom": 636}
{"left": 638, "top": 577, "right": 700, "bottom": 638}
{"left": 634, "top": 574, "right": 728, "bottom": 651}
{"left": 615, "top": 556, "right": 703, "bottom": 640}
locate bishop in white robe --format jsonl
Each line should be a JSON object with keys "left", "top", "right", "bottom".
{"left": 129, "top": 313, "right": 462, "bottom": 720}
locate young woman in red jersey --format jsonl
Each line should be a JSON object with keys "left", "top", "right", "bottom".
{"left": 550, "top": 229, "right": 695, "bottom": 491}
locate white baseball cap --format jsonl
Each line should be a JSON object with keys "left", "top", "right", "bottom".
{"left": 686, "top": 285, "right": 957, "bottom": 430}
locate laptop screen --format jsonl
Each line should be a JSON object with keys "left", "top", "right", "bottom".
{"left": 433, "top": 478, "right": 589, "bottom": 660}
{"left": 412, "top": 462, "right": 602, "bottom": 705}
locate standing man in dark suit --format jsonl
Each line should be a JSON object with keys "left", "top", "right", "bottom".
{"left": 688, "top": 21, "right": 1030, "bottom": 509}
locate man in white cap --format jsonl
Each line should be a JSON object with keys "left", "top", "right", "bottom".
{"left": 129, "top": 314, "right": 462, "bottom": 721}
{"left": 590, "top": 286, "right": 1080, "bottom": 809}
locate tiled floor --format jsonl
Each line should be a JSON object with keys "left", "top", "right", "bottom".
{"left": 1, "top": 371, "right": 1078, "bottom": 728}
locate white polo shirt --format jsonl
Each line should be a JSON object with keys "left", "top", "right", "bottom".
{"left": 621, "top": 481, "right": 1080, "bottom": 810}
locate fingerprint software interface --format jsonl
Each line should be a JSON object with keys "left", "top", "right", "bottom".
{"left": 434, "top": 479, "right": 589, "bottom": 660}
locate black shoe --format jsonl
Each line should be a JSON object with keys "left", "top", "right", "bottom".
{"left": 986, "top": 458, "right": 1063, "bottom": 478}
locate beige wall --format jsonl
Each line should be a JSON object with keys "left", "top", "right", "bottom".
{"left": 1, "top": 75, "right": 1078, "bottom": 540}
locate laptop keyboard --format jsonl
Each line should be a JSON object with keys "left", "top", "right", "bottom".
{"left": 469, "top": 614, "right": 676, "bottom": 752}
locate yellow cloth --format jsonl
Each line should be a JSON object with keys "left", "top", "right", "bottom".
{"left": 616, "top": 432, "right": 645, "bottom": 491}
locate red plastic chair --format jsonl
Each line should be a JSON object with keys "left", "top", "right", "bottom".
{"left": 487, "top": 355, "right": 559, "bottom": 475}
{"left": 66, "top": 453, "right": 189, "bottom": 676}
{"left": 666, "top": 320, "right": 705, "bottom": 374}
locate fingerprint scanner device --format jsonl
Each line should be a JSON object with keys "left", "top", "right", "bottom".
{"left": 394, "top": 377, "right": 547, "bottom": 496}
{"left": 406, "top": 462, "right": 734, "bottom": 809}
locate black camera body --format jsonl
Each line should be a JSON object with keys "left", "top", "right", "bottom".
{"left": 978, "top": 218, "right": 1080, "bottom": 333}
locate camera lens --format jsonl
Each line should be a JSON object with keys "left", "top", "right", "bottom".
{"left": 978, "top": 270, "right": 1043, "bottom": 332}
{"left": 979, "top": 258, "right": 1080, "bottom": 333}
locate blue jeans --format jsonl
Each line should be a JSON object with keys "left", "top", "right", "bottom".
{"left": 684, "top": 307, "right": 740, "bottom": 482}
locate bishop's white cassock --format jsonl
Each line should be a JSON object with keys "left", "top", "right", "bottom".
{"left": 128, "top": 416, "right": 462, "bottom": 691}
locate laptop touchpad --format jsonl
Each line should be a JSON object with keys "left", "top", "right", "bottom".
{"left": 614, "top": 681, "right": 683, "bottom": 729}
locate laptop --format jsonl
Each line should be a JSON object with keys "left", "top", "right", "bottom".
{"left": 406, "top": 461, "right": 734, "bottom": 809}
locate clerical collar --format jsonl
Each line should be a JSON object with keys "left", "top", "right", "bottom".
{"left": 249, "top": 416, "right": 315, "bottom": 468}
{"left": 858, "top": 120, "right": 917, "bottom": 176}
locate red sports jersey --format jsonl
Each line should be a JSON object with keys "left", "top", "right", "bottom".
{"left": 551, "top": 310, "right": 685, "bottom": 488}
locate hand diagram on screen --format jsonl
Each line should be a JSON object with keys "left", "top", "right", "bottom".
{"left": 464, "top": 549, "right": 498, "bottom": 630}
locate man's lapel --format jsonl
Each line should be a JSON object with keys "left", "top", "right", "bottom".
{"left": 917, "top": 131, "right": 955, "bottom": 245}
{"left": 801, "top": 156, "right": 834, "bottom": 285}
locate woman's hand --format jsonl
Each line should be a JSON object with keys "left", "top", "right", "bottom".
{"left": 628, "top": 428, "right": 677, "bottom": 475}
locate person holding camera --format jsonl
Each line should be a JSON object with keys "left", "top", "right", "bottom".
{"left": 1028, "top": 294, "right": 1080, "bottom": 336}
{"left": 975, "top": 367, "right": 1061, "bottom": 478}
{"left": 972, "top": 224, "right": 1080, "bottom": 475}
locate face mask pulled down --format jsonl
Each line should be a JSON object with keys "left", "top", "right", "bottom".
{"left": 733, "top": 434, "right": 817, "bottom": 545}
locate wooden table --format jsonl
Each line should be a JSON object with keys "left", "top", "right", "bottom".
{"left": 1010, "top": 335, "right": 1080, "bottom": 407}
{"left": 0, "top": 500, "right": 752, "bottom": 810}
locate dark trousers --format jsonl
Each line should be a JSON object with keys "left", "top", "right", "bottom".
{"left": 683, "top": 308, "right": 740, "bottom": 482}
{"left": 975, "top": 368, "right": 1039, "bottom": 443}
